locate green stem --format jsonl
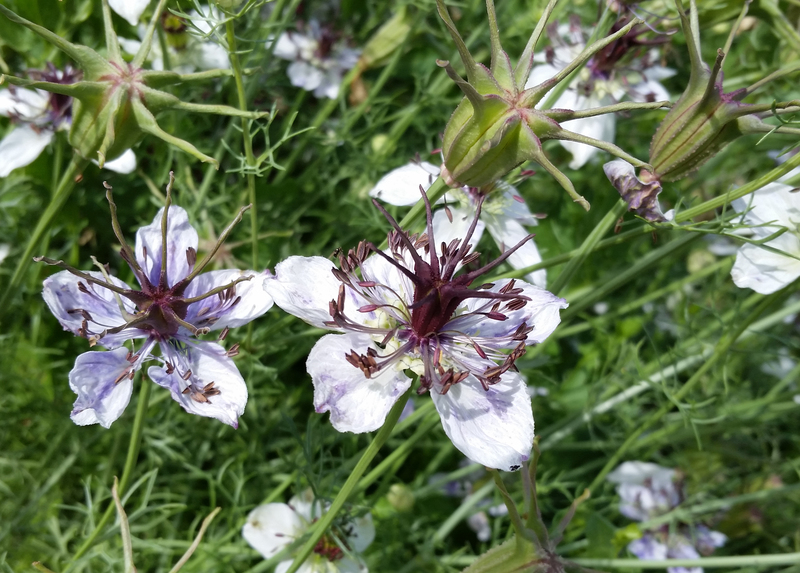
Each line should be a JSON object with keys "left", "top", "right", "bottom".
{"left": 549, "top": 200, "right": 626, "bottom": 295}
{"left": 68, "top": 380, "right": 152, "bottom": 566}
{"left": 0, "top": 155, "right": 89, "bottom": 319}
{"left": 225, "top": 19, "right": 259, "bottom": 269}
{"left": 586, "top": 286, "right": 793, "bottom": 493}
{"left": 282, "top": 387, "right": 412, "bottom": 573}
{"left": 572, "top": 553, "right": 800, "bottom": 569}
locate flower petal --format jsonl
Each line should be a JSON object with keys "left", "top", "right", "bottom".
{"left": 287, "top": 61, "right": 325, "bottom": 92}
{"left": 269, "top": 33, "right": 300, "bottom": 60}
{"left": 558, "top": 94, "right": 616, "bottom": 170}
{"left": 265, "top": 256, "right": 340, "bottom": 329}
{"left": 628, "top": 534, "right": 669, "bottom": 561}
{"left": 315, "top": 72, "right": 341, "bottom": 99}
{"left": 0, "top": 126, "right": 53, "bottom": 177}
{"left": 42, "top": 270, "right": 140, "bottom": 349}
{"left": 103, "top": 149, "right": 137, "bottom": 174}
{"left": 149, "top": 341, "right": 248, "bottom": 427}
{"left": 242, "top": 503, "right": 304, "bottom": 559}
{"left": 430, "top": 371, "right": 534, "bottom": 471}
{"left": 69, "top": 348, "right": 136, "bottom": 428}
{"left": 369, "top": 162, "right": 441, "bottom": 206}
{"left": 0, "top": 87, "right": 49, "bottom": 119}
{"left": 483, "top": 215, "right": 546, "bottom": 288}
{"left": 731, "top": 240, "right": 800, "bottom": 294}
{"left": 184, "top": 269, "right": 273, "bottom": 330}
{"left": 432, "top": 206, "right": 485, "bottom": 261}
{"left": 307, "top": 333, "right": 412, "bottom": 433}
{"left": 108, "top": 0, "right": 151, "bottom": 26}
{"left": 135, "top": 205, "right": 199, "bottom": 288}
{"left": 348, "top": 512, "right": 375, "bottom": 553}
{"left": 733, "top": 181, "right": 800, "bottom": 235}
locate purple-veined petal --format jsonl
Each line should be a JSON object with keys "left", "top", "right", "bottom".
{"left": 307, "top": 333, "right": 412, "bottom": 433}
{"left": 430, "top": 371, "right": 534, "bottom": 471}
{"left": 42, "top": 270, "right": 141, "bottom": 349}
{"left": 483, "top": 215, "right": 546, "bottom": 288}
{"left": 369, "top": 162, "right": 441, "bottom": 206}
{"left": 184, "top": 269, "right": 273, "bottom": 331}
{"left": 108, "top": 0, "right": 151, "bottom": 26}
{"left": 149, "top": 340, "right": 247, "bottom": 427}
{"left": 69, "top": 347, "right": 139, "bottom": 428}
{"left": 265, "top": 256, "right": 340, "bottom": 329}
{"left": 242, "top": 503, "right": 304, "bottom": 559}
{"left": 287, "top": 61, "right": 325, "bottom": 91}
{"left": 135, "top": 205, "right": 199, "bottom": 288}
{"left": 0, "top": 125, "right": 53, "bottom": 177}
{"left": 103, "top": 149, "right": 137, "bottom": 174}
{"left": 451, "top": 280, "right": 567, "bottom": 345}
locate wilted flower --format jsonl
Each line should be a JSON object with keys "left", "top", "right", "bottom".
{"left": 730, "top": 179, "right": 800, "bottom": 294}
{"left": 243, "top": 489, "right": 374, "bottom": 572}
{"left": 270, "top": 20, "right": 360, "bottom": 99}
{"left": 526, "top": 17, "right": 673, "bottom": 170}
{"left": 434, "top": 0, "right": 655, "bottom": 209}
{"left": 39, "top": 175, "right": 272, "bottom": 428}
{"left": 119, "top": 7, "right": 230, "bottom": 74}
{"left": 608, "top": 462, "right": 727, "bottom": 571}
{"left": 0, "top": 64, "right": 135, "bottom": 177}
{"left": 604, "top": 159, "right": 672, "bottom": 222}
{"left": 369, "top": 160, "right": 547, "bottom": 287}
{"left": 265, "top": 190, "right": 566, "bottom": 471}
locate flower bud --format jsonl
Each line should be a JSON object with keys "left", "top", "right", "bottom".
{"left": 435, "top": 0, "right": 651, "bottom": 211}
{"left": 648, "top": 0, "right": 798, "bottom": 182}
{"left": 0, "top": 0, "right": 263, "bottom": 169}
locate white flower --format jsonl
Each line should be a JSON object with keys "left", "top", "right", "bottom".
{"left": 119, "top": 6, "right": 230, "bottom": 74}
{"left": 269, "top": 20, "right": 360, "bottom": 99}
{"left": 607, "top": 461, "right": 682, "bottom": 521}
{"left": 0, "top": 65, "right": 136, "bottom": 176}
{"left": 243, "top": 490, "right": 374, "bottom": 573}
{"left": 369, "top": 161, "right": 547, "bottom": 288}
{"left": 525, "top": 22, "right": 673, "bottom": 169}
{"left": 731, "top": 180, "right": 800, "bottom": 294}
{"left": 40, "top": 191, "right": 272, "bottom": 428}
{"left": 108, "top": 0, "right": 151, "bottom": 26}
{"left": 265, "top": 195, "right": 567, "bottom": 471}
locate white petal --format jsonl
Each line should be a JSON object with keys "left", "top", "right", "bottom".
{"left": 524, "top": 63, "right": 562, "bottom": 91}
{"left": 607, "top": 461, "right": 675, "bottom": 485}
{"left": 102, "top": 149, "right": 137, "bottom": 173}
{"left": 731, "top": 240, "right": 800, "bottom": 294}
{"left": 335, "top": 558, "right": 368, "bottom": 573}
{"left": 628, "top": 535, "right": 669, "bottom": 561}
{"left": 432, "top": 206, "right": 485, "bottom": 262}
{"left": 560, "top": 101, "right": 616, "bottom": 170}
{"left": 0, "top": 243, "right": 8, "bottom": 265}
{"left": 42, "top": 270, "right": 140, "bottom": 349}
{"left": 184, "top": 269, "right": 273, "bottom": 330}
{"left": 265, "top": 256, "right": 340, "bottom": 329}
{"left": 288, "top": 489, "right": 324, "bottom": 522}
{"left": 431, "top": 371, "right": 534, "bottom": 471}
{"left": 108, "top": 0, "right": 151, "bottom": 26}
{"left": 287, "top": 61, "right": 325, "bottom": 92}
{"left": 0, "top": 126, "right": 53, "bottom": 177}
{"left": 196, "top": 42, "right": 231, "bottom": 70}
{"left": 484, "top": 182, "right": 537, "bottom": 226}
{"left": 307, "top": 333, "right": 412, "bottom": 433}
{"left": 69, "top": 348, "right": 136, "bottom": 428}
{"left": 483, "top": 215, "right": 546, "bottom": 289}
{"left": 348, "top": 512, "right": 375, "bottom": 553}
{"left": 135, "top": 205, "right": 199, "bottom": 288}
{"left": 149, "top": 341, "right": 248, "bottom": 427}
{"left": 0, "top": 87, "right": 48, "bottom": 119}
{"left": 369, "top": 162, "right": 441, "bottom": 206}
{"left": 117, "top": 37, "right": 143, "bottom": 56}
{"left": 314, "top": 73, "right": 341, "bottom": 100}
{"left": 242, "top": 503, "right": 304, "bottom": 559}
{"left": 452, "top": 280, "right": 567, "bottom": 345}
{"left": 734, "top": 181, "right": 800, "bottom": 234}
{"left": 269, "top": 33, "right": 300, "bottom": 60}
{"left": 275, "top": 561, "right": 317, "bottom": 573}
{"left": 629, "top": 79, "right": 670, "bottom": 103}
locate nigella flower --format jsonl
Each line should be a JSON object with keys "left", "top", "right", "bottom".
{"left": 269, "top": 20, "right": 360, "bottom": 99}
{"left": 369, "top": 160, "right": 547, "bottom": 288}
{"left": 0, "top": 64, "right": 136, "bottom": 177}
{"left": 608, "top": 462, "right": 727, "bottom": 572}
{"left": 39, "top": 174, "right": 272, "bottom": 428}
{"left": 243, "top": 489, "right": 374, "bottom": 572}
{"left": 265, "top": 191, "right": 567, "bottom": 471}
{"left": 119, "top": 6, "right": 230, "bottom": 74}
{"left": 525, "top": 17, "right": 673, "bottom": 170}
{"left": 730, "top": 178, "right": 800, "bottom": 294}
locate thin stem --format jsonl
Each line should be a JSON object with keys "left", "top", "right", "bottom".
{"left": 488, "top": 469, "right": 527, "bottom": 547}
{"left": 554, "top": 129, "right": 648, "bottom": 167}
{"left": 68, "top": 380, "right": 152, "bottom": 565}
{"left": 549, "top": 201, "right": 627, "bottom": 295}
{"left": 546, "top": 100, "right": 671, "bottom": 122}
{"left": 282, "top": 387, "right": 413, "bottom": 573}
{"left": 0, "top": 155, "right": 89, "bottom": 319}
{"left": 572, "top": 552, "right": 800, "bottom": 569}
{"left": 225, "top": 19, "right": 259, "bottom": 269}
